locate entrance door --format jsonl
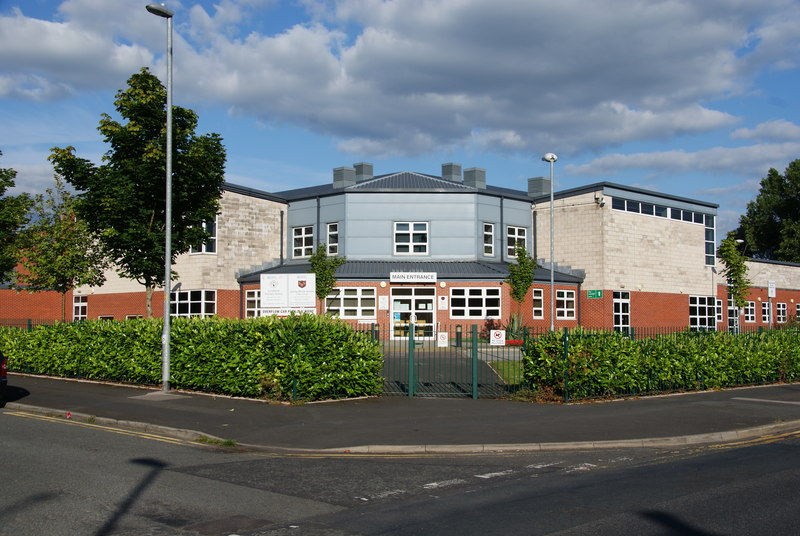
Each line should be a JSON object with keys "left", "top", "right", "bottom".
{"left": 391, "top": 287, "right": 436, "bottom": 339}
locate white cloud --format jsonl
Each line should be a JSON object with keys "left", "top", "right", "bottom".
{"left": 731, "top": 120, "right": 800, "bottom": 142}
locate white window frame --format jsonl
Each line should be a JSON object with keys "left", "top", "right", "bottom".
{"left": 483, "top": 223, "right": 494, "bottom": 257}
{"left": 556, "top": 289, "right": 576, "bottom": 320}
{"left": 190, "top": 218, "right": 217, "bottom": 254}
{"left": 776, "top": 302, "right": 787, "bottom": 324}
{"left": 450, "top": 288, "right": 502, "bottom": 319}
{"left": 293, "top": 225, "right": 314, "bottom": 258}
{"left": 171, "top": 290, "right": 216, "bottom": 318}
{"left": 326, "top": 287, "right": 377, "bottom": 319}
{"left": 394, "top": 222, "right": 428, "bottom": 255}
{"left": 73, "top": 295, "right": 88, "bottom": 321}
{"left": 245, "top": 289, "right": 263, "bottom": 318}
{"left": 761, "top": 301, "right": 771, "bottom": 324}
{"left": 744, "top": 301, "right": 756, "bottom": 323}
{"left": 506, "top": 226, "right": 527, "bottom": 257}
{"left": 689, "top": 295, "right": 716, "bottom": 331}
{"left": 326, "top": 223, "right": 339, "bottom": 256}
{"left": 613, "top": 291, "right": 630, "bottom": 332}
{"left": 532, "top": 288, "right": 544, "bottom": 319}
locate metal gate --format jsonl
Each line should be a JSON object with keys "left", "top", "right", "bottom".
{"left": 380, "top": 324, "right": 526, "bottom": 398}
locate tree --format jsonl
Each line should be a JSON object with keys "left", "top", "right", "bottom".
{"left": 14, "top": 178, "right": 109, "bottom": 320}
{"left": 504, "top": 243, "right": 537, "bottom": 336}
{"left": 308, "top": 244, "right": 346, "bottom": 310}
{"left": 736, "top": 159, "right": 800, "bottom": 262}
{"left": 49, "top": 68, "right": 226, "bottom": 316}
{"left": 0, "top": 151, "right": 32, "bottom": 281}
{"left": 716, "top": 231, "right": 751, "bottom": 309}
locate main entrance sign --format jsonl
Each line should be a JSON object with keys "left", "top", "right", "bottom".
{"left": 390, "top": 272, "right": 437, "bottom": 283}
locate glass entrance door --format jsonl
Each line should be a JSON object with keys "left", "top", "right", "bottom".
{"left": 391, "top": 287, "right": 436, "bottom": 339}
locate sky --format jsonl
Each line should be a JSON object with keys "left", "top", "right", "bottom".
{"left": 2, "top": 0, "right": 799, "bottom": 237}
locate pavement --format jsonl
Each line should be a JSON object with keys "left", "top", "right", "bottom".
{"left": 4, "top": 373, "right": 800, "bottom": 454}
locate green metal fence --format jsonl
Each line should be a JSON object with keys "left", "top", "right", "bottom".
{"left": 374, "top": 324, "right": 546, "bottom": 399}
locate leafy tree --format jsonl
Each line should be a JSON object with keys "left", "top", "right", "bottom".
{"left": 504, "top": 243, "right": 537, "bottom": 335}
{"left": 736, "top": 159, "right": 800, "bottom": 262}
{"left": 716, "top": 231, "right": 751, "bottom": 309}
{"left": 0, "top": 151, "right": 32, "bottom": 281}
{"left": 14, "top": 178, "right": 109, "bottom": 320}
{"left": 49, "top": 68, "right": 226, "bottom": 316}
{"left": 308, "top": 244, "right": 346, "bottom": 309}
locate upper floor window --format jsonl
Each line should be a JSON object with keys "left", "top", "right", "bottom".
{"left": 394, "top": 222, "right": 428, "bottom": 255}
{"left": 483, "top": 223, "right": 494, "bottom": 257}
{"left": 327, "top": 223, "right": 339, "bottom": 256}
{"left": 190, "top": 219, "right": 217, "bottom": 254}
{"left": 507, "top": 226, "right": 526, "bottom": 257}
{"left": 293, "top": 225, "right": 314, "bottom": 258}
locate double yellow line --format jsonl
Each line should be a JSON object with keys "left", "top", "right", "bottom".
{"left": 3, "top": 409, "right": 200, "bottom": 448}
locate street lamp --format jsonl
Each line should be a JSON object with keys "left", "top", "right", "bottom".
{"left": 542, "top": 153, "right": 557, "bottom": 331}
{"left": 146, "top": 3, "right": 174, "bottom": 392}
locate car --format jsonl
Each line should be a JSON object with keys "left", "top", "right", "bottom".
{"left": 0, "top": 350, "right": 7, "bottom": 404}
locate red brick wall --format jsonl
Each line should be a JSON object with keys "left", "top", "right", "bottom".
{"left": 0, "top": 288, "right": 68, "bottom": 321}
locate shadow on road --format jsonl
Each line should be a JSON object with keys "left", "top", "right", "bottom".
{"left": 94, "top": 457, "right": 167, "bottom": 536}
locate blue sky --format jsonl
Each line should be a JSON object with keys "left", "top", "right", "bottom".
{"left": 2, "top": 0, "right": 799, "bottom": 237}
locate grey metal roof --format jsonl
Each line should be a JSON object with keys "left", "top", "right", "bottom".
{"left": 349, "top": 172, "right": 476, "bottom": 192}
{"left": 531, "top": 181, "right": 719, "bottom": 210}
{"left": 237, "top": 260, "right": 583, "bottom": 284}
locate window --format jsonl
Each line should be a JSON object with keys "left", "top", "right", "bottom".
{"left": 612, "top": 197, "right": 669, "bottom": 218}
{"left": 507, "top": 226, "right": 526, "bottom": 257}
{"left": 245, "top": 289, "right": 263, "bottom": 318}
{"left": 704, "top": 215, "right": 715, "bottom": 266}
{"left": 614, "top": 291, "right": 630, "bottom": 332}
{"left": 776, "top": 302, "right": 787, "bottom": 323}
{"left": 744, "top": 301, "right": 756, "bottom": 323}
{"left": 394, "top": 222, "right": 428, "bottom": 254}
{"left": 293, "top": 225, "right": 314, "bottom": 258}
{"left": 556, "top": 290, "right": 576, "bottom": 319}
{"left": 532, "top": 288, "right": 544, "bottom": 319}
{"left": 762, "top": 301, "right": 771, "bottom": 324}
{"left": 326, "top": 223, "right": 339, "bottom": 256}
{"left": 190, "top": 219, "right": 217, "bottom": 254}
{"left": 171, "top": 290, "right": 216, "bottom": 318}
{"left": 797, "top": 303, "right": 800, "bottom": 322}
{"left": 483, "top": 223, "right": 494, "bottom": 257}
{"left": 717, "top": 299, "right": 724, "bottom": 323}
{"left": 73, "top": 295, "right": 87, "bottom": 321}
{"left": 689, "top": 296, "right": 716, "bottom": 331}
{"left": 450, "top": 288, "right": 501, "bottom": 319}
{"left": 326, "top": 288, "right": 376, "bottom": 319}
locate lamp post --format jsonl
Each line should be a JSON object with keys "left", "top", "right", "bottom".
{"left": 146, "top": 3, "right": 174, "bottom": 392}
{"left": 542, "top": 153, "right": 558, "bottom": 331}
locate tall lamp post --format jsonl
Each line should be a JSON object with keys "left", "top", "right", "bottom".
{"left": 542, "top": 153, "right": 558, "bottom": 331}
{"left": 146, "top": 3, "right": 174, "bottom": 392}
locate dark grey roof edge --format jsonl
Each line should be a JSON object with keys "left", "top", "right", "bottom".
{"left": 745, "top": 258, "right": 800, "bottom": 269}
{"left": 531, "top": 181, "right": 719, "bottom": 209}
{"left": 237, "top": 260, "right": 583, "bottom": 285}
{"left": 223, "top": 182, "right": 287, "bottom": 203}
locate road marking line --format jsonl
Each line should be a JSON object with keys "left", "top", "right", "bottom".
{"left": 474, "top": 470, "right": 514, "bottom": 479}
{"left": 526, "top": 461, "right": 563, "bottom": 469}
{"left": 732, "top": 397, "right": 800, "bottom": 406}
{"left": 4, "top": 410, "right": 196, "bottom": 447}
{"left": 423, "top": 479, "right": 467, "bottom": 490}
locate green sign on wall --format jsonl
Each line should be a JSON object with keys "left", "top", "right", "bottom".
{"left": 587, "top": 289, "right": 603, "bottom": 299}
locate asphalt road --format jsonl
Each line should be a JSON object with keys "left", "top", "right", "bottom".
{"left": 3, "top": 407, "right": 800, "bottom": 535}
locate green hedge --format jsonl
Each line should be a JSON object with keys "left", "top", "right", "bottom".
{"left": 0, "top": 315, "right": 383, "bottom": 401}
{"left": 522, "top": 328, "right": 800, "bottom": 400}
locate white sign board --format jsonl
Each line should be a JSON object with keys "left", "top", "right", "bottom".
{"left": 260, "top": 273, "right": 316, "bottom": 315}
{"left": 437, "top": 332, "right": 449, "bottom": 348}
{"left": 490, "top": 329, "right": 506, "bottom": 346}
{"left": 768, "top": 280, "right": 776, "bottom": 298}
{"left": 390, "top": 272, "right": 437, "bottom": 283}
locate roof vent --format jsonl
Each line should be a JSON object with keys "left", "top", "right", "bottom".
{"left": 333, "top": 166, "right": 356, "bottom": 189}
{"left": 441, "top": 162, "right": 462, "bottom": 182}
{"left": 354, "top": 162, "right": 373, "bottom": 182}
{"left": 528, "top": 176, "right": 550, "bottom": 197}
{"left": 464, "top": 167, "right": 486, "bottom": 189}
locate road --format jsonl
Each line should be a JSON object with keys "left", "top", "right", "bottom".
{"left": 2, "top": 408, "right": 799, "bottom": 535}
